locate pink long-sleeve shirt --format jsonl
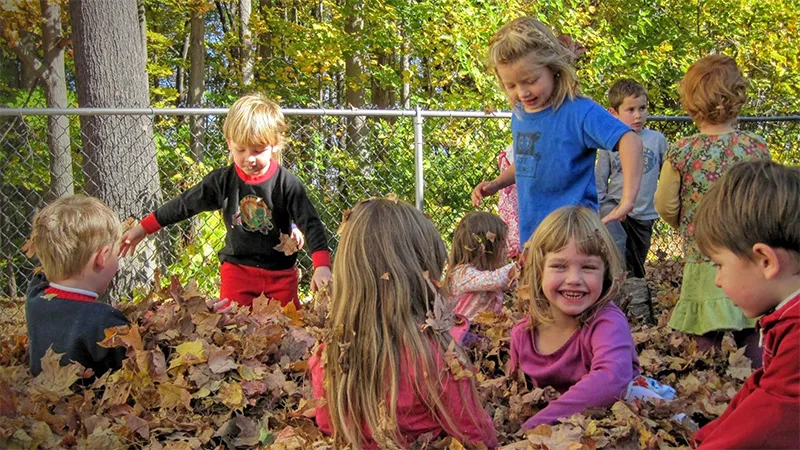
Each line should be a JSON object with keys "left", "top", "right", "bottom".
{"left": 509, "top": 303, "right": 640, "bottom": 428}
{"left": 310, "top": 343, "right": 498, "bottom": 449}
{"left": 449, "top": 263, "right": 516, "bottom": 320}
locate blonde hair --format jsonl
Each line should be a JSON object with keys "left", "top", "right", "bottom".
{"left": 444, "top": 212, "right": 508, "bottom": 290}
{"left": 519, "top": 206, "right": 623, "bottom": 327}
{"left": 30, "top": 195, "right": 121, "bottom": 281}
{"left": 696, "top": 160, "right": 800, "bottom": 260}
{"left": 680, "top": 54, "right": 747, "bottom": 126}
{"left": 325, "top": 198, "right": 482, "bottom": 449}
{"left": 487, "top": 17, "right": 580, "bottom": 111}
{"left": 223, "top": 93, "right": 288, "bottom": 155}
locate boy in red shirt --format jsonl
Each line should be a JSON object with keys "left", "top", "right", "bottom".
{"left": 692, "top": 160, "right": 800, "bottom": 449}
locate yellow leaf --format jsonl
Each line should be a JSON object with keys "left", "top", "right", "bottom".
{"left": 31, "top": 348, "right": 82, "bottom": 401}
{"left": 217, "top": 381, "right": 246, "bottom": 410}
{"left": 158, "top": 382, "right": 191, "bottom": 410}
{"left": 169, "top": 339, "right": 206, "bottom": 369}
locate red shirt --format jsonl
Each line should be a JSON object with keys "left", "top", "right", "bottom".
{"left": 694, "top": 292, "right": 800, "bottom": 449}
{"left": 310, "top": 343, "right": 497, "bottom": 449}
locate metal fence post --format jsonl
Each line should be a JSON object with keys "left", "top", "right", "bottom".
{"left": 414, "top": 105, "right": 424, "bottom": 211}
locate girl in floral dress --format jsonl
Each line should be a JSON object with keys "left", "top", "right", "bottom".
{"left": 654, "top": 55, "right": 771, "bottom": 366}
{"left": 445, "top": 212, "right": 517, "bottom": 321}
{"left": 497, "top": 144, "right": 521, "bottom": 258}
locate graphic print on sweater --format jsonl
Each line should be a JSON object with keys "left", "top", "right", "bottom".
{"left": 234, "top": 195, "right": 274, "bottom": 234}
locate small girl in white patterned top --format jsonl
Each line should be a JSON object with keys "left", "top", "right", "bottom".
{"left": 445, "top": 212, "right": 517, "bottom": 321}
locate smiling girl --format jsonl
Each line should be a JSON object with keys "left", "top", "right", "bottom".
{"left": 509, "top": 206, "right": 673, "bottom": 428}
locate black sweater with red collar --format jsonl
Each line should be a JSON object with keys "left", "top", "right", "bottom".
{"left": 141, "top": 163, "right": 330, "bottom": 270}
{"left": 25, "top": 273, "right": 129, "bottom": 376}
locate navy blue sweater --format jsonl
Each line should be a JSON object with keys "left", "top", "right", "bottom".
{"left": 25, "top": 273, "right": 129, "bottom": 376}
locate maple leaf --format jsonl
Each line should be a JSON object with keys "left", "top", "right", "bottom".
{"left": 168, "top": 339, "right": 206, "bottom": 369}
{"left": 157, "top": 382, "right": 192, "bottom": 410}
{"left": 422, "top": 283, "right": 456, "bottom": 333}
{"left": 30, "top": 347, "right": 82, "bottom": 401}
{"left": 274, "top": 232, "right": 299, "bottom": 256}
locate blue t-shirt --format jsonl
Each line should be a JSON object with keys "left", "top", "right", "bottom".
{"left": 513, "top": 97, "right": 631, "bottom": 244}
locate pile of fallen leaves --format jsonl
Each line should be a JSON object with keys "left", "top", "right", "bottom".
{"left": 1, "top": 258, "right": 752, "bottom": 449}
{"left": 1, "top": 273, "right": 330, "bottom": 449}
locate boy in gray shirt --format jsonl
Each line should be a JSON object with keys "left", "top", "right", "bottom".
{"left": 596, "top": 79, "right": 668, "bottom": 278}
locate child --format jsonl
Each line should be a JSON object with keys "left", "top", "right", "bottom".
{"left": 472, "top": 17, "right": 644, "bottom": 246}
{"left": 121, "top": 94, "right": 331, "bottom": 309}
{"left": 310, "top": 198, "right": 497, "bottom": 449}
{"left": 596, "top": 79, "right": 668, "bottom": 278}
{"left": 497, "top": 144, "right": 520, "bottom": 258}
{"left": 509, "top": 206, "right": 674, "bottom": 428}
{"left": 25, "top": 195, "right": 129, "bottom": 377}
{"left": 654, "top": 55, "right": 771, "bottom": 365}
{"left": 691, "top": 160, "right": 800, "bottom": 449}
{"left": 445, "top": 211, "right": 517, "bottom": 320}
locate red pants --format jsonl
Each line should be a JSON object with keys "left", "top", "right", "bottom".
{"left": 220, "top": 262, "right": 300, "bottom": 309}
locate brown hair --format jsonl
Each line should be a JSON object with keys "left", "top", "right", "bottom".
{"left": 608, "top": 78, "right": 648, "bottom": 110}
{"left": 223, "top": 93, "right": 288, "bottom": 159}
{"left": 695, "top": 160, "right": 800, "bottom": 260}
{"left": 519, "top": 206, "right": 623, "bottom": 327}
{"left": 487, "top": 17, "right": 580, "bottom": 111}
{"left": 325, "top": 198, "right": 484, "bottom": 449}
{"left": 680, "top": 54, "right": 747, "bottom": 126}
{"left": 30, "top": 195, "right": 121, "bottom": 281}
{"left": 446, "top": 211, "right": 508, "bottom": 276}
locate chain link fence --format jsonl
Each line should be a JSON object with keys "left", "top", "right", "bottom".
{"left": 2, "top": 108, "right": 799, "bottom": 326}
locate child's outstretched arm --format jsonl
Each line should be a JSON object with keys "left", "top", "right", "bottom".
{"left": 472, "top": 163, "right": 516, "bottom": 207}
{"left": 601, "top": 132, "right": 643, "bottom": 224}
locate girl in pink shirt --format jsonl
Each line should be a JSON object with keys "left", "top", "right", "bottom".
{"left": 445, "top": 212, "right": 517, "bottom": 321}
{"left": 309, "top": 198, "right": 497, "bottom": 449}
{"left": 510, "top": 206, "right": 673, "bottom": 428}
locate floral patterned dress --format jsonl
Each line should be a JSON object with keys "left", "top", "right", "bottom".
{"left": 498, "top": 145, "right": 520, "bottom": 257}
{"left": 667, "top": 131, "right": 771, "bottom": 334}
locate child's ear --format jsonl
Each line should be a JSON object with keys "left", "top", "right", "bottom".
{"left": 608, "top": 107, "right": 619, "bottom": 117}
{"left": 752, "top": 243, "right": 780, "bottom": 280}
{"left": 94, "top": 246, "right": 112, "bottom": 270}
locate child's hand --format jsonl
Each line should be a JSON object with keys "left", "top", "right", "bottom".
{"left": 207, "top": 297, "right": 233, "bottom": 314}
{"left": 290, "top": 226, "right": 305, "bottom": 249}
{"left": 601, "top": 201, "right": 634, "bottom": 224}
{"left": 471, "top": 181, "right": 499, "bottom": 206}
{"left": 311, "top": 266, "right": 332, "bottom": 292}
{"left": 119, "top": 224, "right": 147, "bottom": 257}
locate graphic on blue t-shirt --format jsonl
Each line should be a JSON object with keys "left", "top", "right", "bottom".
{"left": 516, "top": 132, "right": 542, "bottom": 178}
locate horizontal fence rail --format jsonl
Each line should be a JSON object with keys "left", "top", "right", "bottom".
{"left": 2, "top": 107, "right": 798, "bottom": 326}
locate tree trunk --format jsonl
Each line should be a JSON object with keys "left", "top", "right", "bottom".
{"left": 189, "top": 9, "right": 206, "bottom": 161}
{"left": 371, "top": 51, "right": 395, "bottom": 109}
{"left": 40, "top": 0, "right": 74, "bottom": 200}
{"left": 69, "top": 0, "right": 162, "bottom": 298}
{"left": 257, "top": 0, "right": 273, "bottom": 64}
{"left": 176, "top": 31, "right": 190, "bottom": 106}
{"left": 240, "top": 0, "right": 253, "bottom": 86}
{"left": 344, "top": 1, "right": 364, "bottom": 153}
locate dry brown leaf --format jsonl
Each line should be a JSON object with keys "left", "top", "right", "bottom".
{"left": 274, "top": 232, "right": 300, "bottom": 256}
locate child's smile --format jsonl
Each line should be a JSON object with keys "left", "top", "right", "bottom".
{"left": 542, "top": 241, "right": 605, "bottom": 321}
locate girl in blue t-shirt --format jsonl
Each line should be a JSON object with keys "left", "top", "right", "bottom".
{"left": 472, "top": 17, "right": 644, "bottom": 245}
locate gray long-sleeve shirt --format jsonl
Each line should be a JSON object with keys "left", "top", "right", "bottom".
{"left": 595, "top": 128, "right": 667, "bottom": 220}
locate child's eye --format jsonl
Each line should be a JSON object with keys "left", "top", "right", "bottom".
{"left": 583, "top": 265, "right": 598, "bottom": 270}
